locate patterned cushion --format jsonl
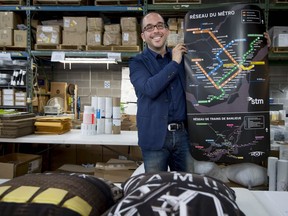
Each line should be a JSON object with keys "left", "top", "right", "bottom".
{"left": 106, "top": 171, "right": 245, "bottom": 216}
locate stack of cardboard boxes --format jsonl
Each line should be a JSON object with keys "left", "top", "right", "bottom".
{"left": 35, "top": 16, "right": 140, "bottom": 49}
{"left": 87, "top": 17, "right": 103, "bottom": 45}
{"left": 167, "top": 17, "right": 184, "bottom": 47}
{"left": 63, "top": 16, "right": 87, "bottom": 46}
{"left": 0, "top": 12, "right": 27, "bottom": 48}
{"left": 121, "top": 17, "right": 139, "bottom": 46}
{"left": 103, "top": 23, "right": 121, "bottom": 46}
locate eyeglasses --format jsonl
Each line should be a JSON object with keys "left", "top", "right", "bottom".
{"left": 143, "top": 22, "right": 167, "bottom": 32}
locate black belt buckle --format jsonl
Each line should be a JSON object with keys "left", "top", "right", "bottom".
{"left": 168, "top": 123, "right": 181, "bottom": 131}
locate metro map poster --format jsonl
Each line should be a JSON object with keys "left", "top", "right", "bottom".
{"left": 184, "top": 4, "right": 270, "bottom": 163}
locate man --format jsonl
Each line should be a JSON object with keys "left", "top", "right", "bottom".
{"left": 129, "top": 12, "right": 194, "bottom": 173}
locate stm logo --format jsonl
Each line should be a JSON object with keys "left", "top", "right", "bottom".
{"left": 247, "top": 97, "right": 264, "bottom": 105}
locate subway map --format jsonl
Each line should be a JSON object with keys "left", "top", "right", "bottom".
{"left": 184, "top": 4, "right": 270, "bottom": 163}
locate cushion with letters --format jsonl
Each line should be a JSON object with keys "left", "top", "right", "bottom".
{"left": 104, "top": 171, "right": 245, "bottom": 216}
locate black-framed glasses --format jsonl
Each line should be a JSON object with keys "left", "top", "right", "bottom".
{"left": 143, "top": 22, "right": 167, "bottom": 32}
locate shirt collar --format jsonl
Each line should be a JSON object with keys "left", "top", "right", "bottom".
{"left": 147, "top": 47, "right": 172, "bottom": 59}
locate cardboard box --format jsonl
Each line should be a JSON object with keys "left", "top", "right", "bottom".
{"left": 0, "top": 153, "right": 42, "bottom": 179}
{"left": 62, "top": 30, "right": 86, "bottom": 45}
{"left": 167, "top": 31, "right": 178, "bottom": 47}
{"left": 36, "top": 25, "right": 61, "bottom": 45}
{"left": 50, "top": 82, "right": 68, "bottom": 112}
{"left": 0, "top": 12, "right": 21, "bottom": 29}
{"left": 120, "top": 17, "right": 138, "bottom": 32}
{"left": 275, "top": 34, "right": 288, "bottom": 47}
{"left": 177, "top": 18, "right": 184, "bottom": 31}
{"left": 0, "top": 29, "right": 13, "bottom": 46}
{"left": 167, "top": 18, "right": 178, "bottom": 31}
{"left": 269, "top": 26, "right": 288, "bottom": 47}
{"left": 87, "top": 17, "right": 103, "bottom": 32}
{"left": 57, "top": 164, "right": 95, "bottom": 175}
{"left": 14, "top": 30, "right": 27, "bottom": 47}
{"left": 104, "top": 24, "right": 121, "bottom": 33}
{"left": 87, "top": 31, "right": 102, "bottom": 45}
{"left": 122, "top": 31, "right": 138, "bottom": 46}
{"left": 50, "top": 82, "right": 67, "bottom": 98}
{"left": 94, "top": 159, "right": 138, "bottom": 183}
{"left": 103, "top": 32, "right": 121, "bottom": 46}
{"left": 63, "top": 16, "right": 87, "bottom": 32}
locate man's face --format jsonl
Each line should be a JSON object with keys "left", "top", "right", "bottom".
{"left": 141, "top": 13, "right": 169, "bottom": 52}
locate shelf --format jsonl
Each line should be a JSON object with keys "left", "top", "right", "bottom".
{"left": 0, "top": 5, "right": 143, "bottom": 12}
{"left": 267, "top": 3, "right": 288, "bottom": 10}
{"left": 31, "top": 50, "right": 138, "bottom": 60}
{"left": 268, "top": 52, "right": 288, "bottom": 62}
{"left": 147, "top": 3, "right": 266, "bottom": 11}
{"left": 0, "top": 106, "right": 28, "bottom": 109}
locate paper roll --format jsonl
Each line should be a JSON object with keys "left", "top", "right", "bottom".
{"left": 105, "top": 118, "right": 112, "bottom": 134}
{"left": 267, "top": 157, "right": 278, "bottom": 191}
{"left": 112, "top": 97, "right": 121, "bottom": 119}
{"left": 96, "top": 97, "right": 105, "bottom": 119}
{"left": 105, "top": 97, "right": 113, "bottom": 118}
{"left": 81, "top": 123, "right": 96, "bottom": 135}
{"left": 91, "top": 96, "right": 98, "bottom": 110}
{"left": 97, "top": 118, "right": 105, "bottom": 134}
{"left": 276, "top": 159, "right": 288, "bottom": 191}
{"left": 280, "top": 145, "right": 288, "bottom": 160}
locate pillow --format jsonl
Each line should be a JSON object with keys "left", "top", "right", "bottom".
{"left": 223, "top": 163, "right": 267, "bottom": 188}
{"left": 105, "top": 171, "right": 245, "bottom": 216}
{"left": 132, "top": 161, "right": 230, "bottom": 183}
{"left": 194, "top": 160, "right": 229, "bottom": 183}
{"left": 0, "top": 173, "right": 123, "bottom": 216}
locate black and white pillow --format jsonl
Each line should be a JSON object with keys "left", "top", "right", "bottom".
{"left": 105, "top": 171, "right": 245, "bottom": 216}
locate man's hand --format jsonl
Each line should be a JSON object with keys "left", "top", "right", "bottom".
{"left": 172, "top": 43, "right": 188, "bottom": 64}
{"left": 264, "top": 32, "right": 271, "bottom": 48}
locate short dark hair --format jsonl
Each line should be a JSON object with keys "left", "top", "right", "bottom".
{"left": 141, "top": 12, "right": 165, "bottom": 31}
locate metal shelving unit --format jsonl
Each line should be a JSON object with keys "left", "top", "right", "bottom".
{"left": 1, "top": 0, "right": 288, "bottom": 108}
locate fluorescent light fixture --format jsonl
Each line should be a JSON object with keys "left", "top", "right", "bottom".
{"left": 60, "top": 57, "right": 118, "bottom": 64}
{"left": 60, "top": 57, "right": 119, "bottom": 69}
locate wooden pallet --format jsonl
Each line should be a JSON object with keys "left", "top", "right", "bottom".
{"left": 33, "top": 0, "right": 89, "bottom": 5}
{"left": 153, "top": 0, "right": 200, "bottom": 3}
{"left": 94, "top": 0, "right": 140, "bottom": 5}
{"left": 0, "top": 0, "right": 25, "bottom": 5}
{"left": 59, "top": 44, "right": 85, "bottom": 51}
{"left": 34, "top": 44, "right": 59, "bottom": 50}
{"left": 86, "top": 45, "right": 140, "bottom": 52}
{"left": 271, "top": 47, "right": 288, "bottom": 53}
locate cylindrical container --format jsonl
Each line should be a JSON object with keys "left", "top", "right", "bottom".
{"left": 83, "top": 106, "right": 95, "bottom": 124}
{"left": 97, "top": 118, "right": 105, "bottom": 134}
{"left": 91, "top": 96, "right": 98, "bottom": 124}
{"left": 112, "top": 97, "right": 121, "bottom": 119}
{"left": 276, "top": 159, "right": 288, "bottom": 191}
{"left": 96, "top": 97, "right": 106, "bottom": 119}
{"left": 105, "top": 97, "right": 113, "bottom": 118}
{"left": 81, "top": 123, "right": 96, "bottom": 135}
{"left": 267, "top": 157, "right": 278, "bottom": 191}
{"left": 105, "top": 118, "right": 112, "bottom": 134}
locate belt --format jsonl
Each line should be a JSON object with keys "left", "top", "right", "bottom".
{"left": 167, "top": 122, "right": 184, "bottom": 131}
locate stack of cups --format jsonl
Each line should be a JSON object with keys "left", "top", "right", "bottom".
{"left": 81, "top": 106, "right": 96, "bottom": 135}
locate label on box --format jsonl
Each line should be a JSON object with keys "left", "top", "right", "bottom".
{"left": 28, "top": 159, "right": 41, "bottom": 173}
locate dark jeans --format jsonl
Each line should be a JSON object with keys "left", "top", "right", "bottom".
{"left": 141, "top": 128, "right": 194, "bottom": 173}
